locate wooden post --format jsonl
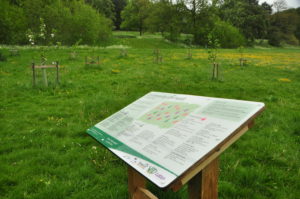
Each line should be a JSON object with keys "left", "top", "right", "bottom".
{"left": 42, "top": 68, "right": 48, "bottom": 87}
{"left": 212, "top": 63, "right": 216, "bottom": 80}
{"left": 128, "top": 167, "right": 158, "bottom": 199}
{"left": 187, "top": 49, "right": 192, "bottom": 59}
{"left": 32, "top": 63, "right": 36, "bottom": 86}
{"left": 56, "top": 61, "right": 59, "bottom": 84}
{"left": 212, "top": 63, "right": 219, "bottom": 80}
{"left": 154, "top": 49, "right": 161, "bottom": 64}
{"left": 216, "top": 63, "right": 219, "bottom": 80}
{"left": 128, "top": 167, "right": 146, "bottom": 199}
{"left": 188, "top": 158, "right": 219, "bottom": 199}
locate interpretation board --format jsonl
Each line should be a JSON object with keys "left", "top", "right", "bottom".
{"left": 87, "top": 92, "right": 265, "bottom": 188}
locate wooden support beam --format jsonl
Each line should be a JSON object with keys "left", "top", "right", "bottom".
{"left": 170, "top": 123, "right": 250, "bottom": 192}
{"left": 128, "top": 167, "right": 146, "bottom": 199}
{"left": 128, "top": 167, "right": 158, "bottom": 199}
{"left": 188, "top": 158, "right": 219, "bottom": 199}
{"left": 136, "top": 187, "right": 158, "bottom": 199}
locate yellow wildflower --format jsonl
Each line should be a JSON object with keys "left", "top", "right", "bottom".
{"left": 111, "top": 69, "right": 120, "bottom": 74}
{"left": 278, "top": 78, "right": 291, "bottom": 82}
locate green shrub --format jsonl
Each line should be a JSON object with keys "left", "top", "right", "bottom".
{"left": 0, "top": 0, "right": 27, "bottom": 44}
{"left": 1, "top": 0, "right": 112, "bottom": 46}
{"left": 66, "top": 1, "right": 112, "bottom": 45}
{"left": 0, "top": 51, "right": 7, "bottom": 62}
{"left": 284, "top": 34, "right": 299, "bottom": 45}
{"left": 212, "top": 20, "right": 245, "bottom": 48}
{"left": 164, "top": 26, "right": 181, "bottom": 42}
{"left": 268, "top": 27, "right": 283, "bottom": 46}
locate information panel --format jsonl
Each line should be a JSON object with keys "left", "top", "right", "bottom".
{"left": 87, "top": 92, "right": 264, "bottom": 188}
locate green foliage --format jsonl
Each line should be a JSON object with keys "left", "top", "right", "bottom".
{"left": 0, "top": 50, "right": 8, "bottom": 61}
{"left": 207, "top": 33, "right": 220, "bottom": 63}
{"left": 0, "top": 0, "right": 27, "bottom": 44}
{"left": 0, "top": 0, "right": 112, "bottom": 46}
{"left": 67, "top": 1, "right": 112, "bottom": 45}
{"left": 112, "top": 0, "right": 127, "bottom": 30}
{"left": 220, "top": 0, "right": 269, "bottom": 43}
{"left": 121, "top": 0, "right": 150, "bottom": 36}
{"left": 145, "top": 1, "right": 170, "bottom": 34}
{"left": 145, "top": 1, "right": 189, "bottom": 42}
{"left": 1, "top": 0, "right": 299, "bottom": 47}
{"left": 268, "top": 27, "right": 283, "bottom": 46}
{"left": 192, "top": 3, "right": 216, "bottom": 45}
{"left": 267, "top": 9, "right": 300, "bottom": 46}
{"left": 212, "top": 20, "right": 245, "bottom": 48}
{"left": 85, "top": 0, "right": 116, "bottom": 22}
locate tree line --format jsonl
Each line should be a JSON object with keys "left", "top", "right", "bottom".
{"left": 1, "top": 0, "right": 299, "bottom": 47}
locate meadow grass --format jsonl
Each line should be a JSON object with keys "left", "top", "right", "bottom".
{"left": 0, "top": 37, "right": 300, "bottom": 199}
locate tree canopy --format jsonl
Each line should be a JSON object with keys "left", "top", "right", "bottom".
{"left": 1, "top": 0, "right": 299, "bottom": 47}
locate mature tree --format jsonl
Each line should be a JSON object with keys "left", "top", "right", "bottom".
{"left": 121, "top": 0, "right": 150, "bottom": 35}
{"left": 220, "top": 0, "right": 269, "bottom": 43}
{"left": 184, "top": 0, "right": 210, "bottom": 40}
{"left": 112, "top": 0, "right": 127, "bottom": 30}
{"left": 261, "top": 1, "right": 273, "bottom": 15}
{"left": 268, "top": 8, "right": 300, "bottom": 45}
{"left": 145, "top": 1, "right": 170, "bottom": 34}
{"left": 85, "top": 0, "right": 116, "bottom": 22}
{"left": 146, "top": 0, "right": 189, "bottom": 40}
{"left": 273, "top": 0, "right": 287, "bottom": 13}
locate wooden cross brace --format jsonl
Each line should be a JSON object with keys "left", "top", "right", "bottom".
{"left": 32, "top": 62, "right": 59, "bottom": 87}
{"left": 85, "top": 56, "right": 100, "bottom": 65}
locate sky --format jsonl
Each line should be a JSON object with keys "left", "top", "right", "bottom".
{"left": 259, "top": 0, "right": 300, "bottom": 8}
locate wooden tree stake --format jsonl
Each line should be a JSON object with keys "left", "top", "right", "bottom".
{"left": 56, "top": 61, "right": 59, "bottom": 84}
{"left": 42, "top": 68, "right": 48, "bottom": 87}
{"left": 32, "top": 63, "right": 36, "bottom": 87}
{"left": 212, "top": 63, "right": 219, "bottom": 80}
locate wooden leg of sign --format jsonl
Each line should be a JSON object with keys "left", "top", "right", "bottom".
{"left": 128, "top": 167, "right": 158, "bottom": 199}
{"left": 188, "top": 157, "right": 219, "bottom": 199}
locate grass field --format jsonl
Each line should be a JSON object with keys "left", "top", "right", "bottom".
{"left": 1, "top": 34, "right": 300, "bottom": 199}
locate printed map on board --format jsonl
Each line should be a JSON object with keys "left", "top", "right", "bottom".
{"left": 139, "top": 101, "right": 199, "bottom": 128}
